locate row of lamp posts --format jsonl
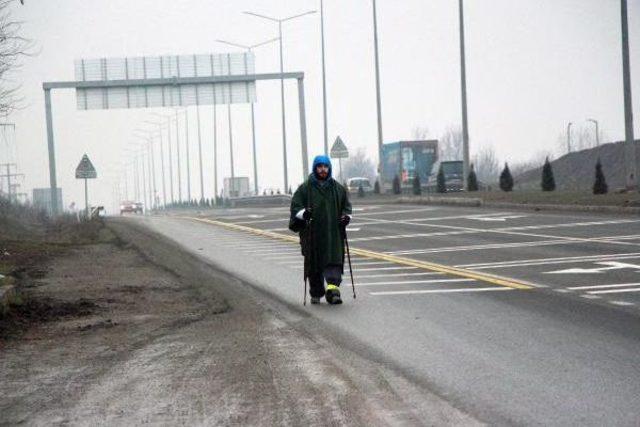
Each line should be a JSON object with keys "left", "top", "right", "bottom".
{"left": 121, "top": 0, "right": 635, "bottom": 205}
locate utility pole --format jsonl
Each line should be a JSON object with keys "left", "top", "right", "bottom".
{"left": 193, "top": 54, "right": 205, "bottom": 202}
{"left": 320, "top": 0, "right": 329, "bottom": 155}
{"left": 166, "top": 116, "right": 175, "bottom": 203}
{"left": 0, "top": 163, "right": 22, "bottom": 202}
{"left": 213, "top": 104, "right": 218, "bottom": 201}
{"left": 184, "top": 108, "right": 191, "bottom": 202}
{"left": 372, "top": 0, "right": 385, "bottom": 188}
{"left": 567, "top": 122, "right": 573, "bottom": 154}
{"left": 244, "top": 10, "right": 316, "bottom": 193}
{"left": 620, "top": 0, "right": 636, "bottom": 188}
{"left": 458, "top": 0, "right": 470, "bottom": 190}
{"left": 216, "top": 38, "right": 279, "bottom": 195}
{"left": 587, "top": 118, "right": 600, "bottom": 147}
{"left": 174, "top": 108, "right": 182, "bottom": 203}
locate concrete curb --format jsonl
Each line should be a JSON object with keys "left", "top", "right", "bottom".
{"left": 396, "top": 196, "right": 640, "bottom": 215}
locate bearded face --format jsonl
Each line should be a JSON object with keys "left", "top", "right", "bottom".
{"left": 315, "top": 164, "right": 329, "bottom": 181}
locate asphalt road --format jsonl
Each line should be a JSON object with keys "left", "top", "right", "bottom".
{"left": 135, "top": 202, "right": 640, "bottom": 426}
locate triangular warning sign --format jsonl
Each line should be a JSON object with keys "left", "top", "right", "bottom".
{"left": 75, "top": 154, "right": 97, "bottom": 179}
{"left": 330, "top": 136, "right": 349, "bottom": 159}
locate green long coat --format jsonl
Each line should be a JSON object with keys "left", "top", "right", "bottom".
{"left": 290, "top": 175, "right": 352, "bottom": 273}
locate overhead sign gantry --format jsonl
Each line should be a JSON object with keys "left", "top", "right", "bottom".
{"left": 43, "top": 52, "right": 310, "bottom": 214}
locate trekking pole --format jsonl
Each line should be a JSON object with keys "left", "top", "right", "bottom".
{"left": 343, "top": 228, "right": 356, "bottom": 299}
{"left": 303, "top": 217, "right": 313, "bottom": 306}
{"left": 303, "top": 277, "right": 307, "bottom": 306}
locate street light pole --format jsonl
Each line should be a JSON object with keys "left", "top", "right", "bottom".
{"left": 184, "top": 108, "right": 191, "bottom": 202}
{"left": 143, "top": 122, "right": 167, "bottom": 208}
{"left": 174, "top": 108, "right": 182, "bottom": 202}
{"left": 320, "top": 0, "right": 329, "bottom": 156}
{"left": 278, "top": 20, "right": 287, "bottom": 192}
{"left": 212, "top": 104, "right": 218, "bottom": 201}
{"left": 133, "top": 133, "right": 157, "bottom": 210}
{"left": 567, "top": 122, "right": 573, "bottom": 154}
{"left": 244, "top": 10, "right": 316, "bottom": 192}
{"left": 216, "top": 37, "right": 280, "bottom": 195}
{"left": 458, "top": 0, "right": 470, "bottom": 191}
{"left": 587, "top": 118, "right": 600, "bottom": 147}
{"left": 620, "top": 0, "right": 637, "bottom": 188}
{"left": 372, "top": 0, "right": 385, "bottom": 188}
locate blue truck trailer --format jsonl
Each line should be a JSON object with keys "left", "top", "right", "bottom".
{"left": 381, "top": 140, "right": 438, "bottom": 189}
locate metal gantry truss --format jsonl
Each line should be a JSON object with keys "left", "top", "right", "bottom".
{"left": 43, "top": 72, "right": 310, "bottom": 214}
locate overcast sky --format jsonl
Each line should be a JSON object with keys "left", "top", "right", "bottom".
{"left": 3, "top": 0, "right": 639, "bottom": 210}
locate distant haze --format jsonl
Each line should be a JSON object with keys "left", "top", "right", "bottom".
{"left": 4, "top": 0, "right": 639, "bottom": 210}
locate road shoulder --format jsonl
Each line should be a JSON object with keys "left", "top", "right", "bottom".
{"left": 0, "top": 219, "right": 479, "bottom": 426}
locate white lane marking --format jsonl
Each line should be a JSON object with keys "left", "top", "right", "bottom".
{"left": 355, "top": 272, "right": 440, "bottom": 278}
{"left": 245, "top": 248, "right": 299, "bottom": 254}
{"left": 547, "top": 261, "right": 640, "bottom": 275}
{"left": 345, "top": 266, "right": 420, "bottom": 272}
{"left": 280, "top": 259, "right": 372, "bottom": 266}
{"left": 587, "top": 287, "right": 640, "bottom": 295}
{"left": 471, "top": 215, "right": 527, "bottom": 222}
{"left": 348, "top": 228, "right": 362, "bottom": 232}
{"left": 554, "top": 289, "right": 573, "bottom": 293}
{"left": 580, "top": 294, "right": 602, "bottom": 299}
{"left": 389, "top": 239, "right": 575, "bottom": 255}
{"left": 567, "top": 282, "right": 640, "bottom": 290}
{"left": 370, "top": 287, "right": 511, "bottom": 296}
{"left": 357, "top": 216, "right": 640, "bottom": 248}
{"left": 456, "top": 252, "right": 640, "bottom": 269}
{"left": 357, "top": 278, "right": 475, "bottom": 287}
{"left": 236, "top": 217, "right": 288, "bottom": 224}
{"left": 351, "top": 230, "right": 473, "bottom": 243}
{"left": 609, "top": 301, "right": 636, "bottom": 306}
{"left": 233, "top": 242, "right": 290, "bottom": 248}
{"left": 389, "top": 212, "right": 518, "bottom": 224}
{"left": 353, "top": 207, "right": 438, "bottom": 216}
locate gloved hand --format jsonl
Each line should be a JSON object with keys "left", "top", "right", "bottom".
{"left": 303, "top": 208, "right": 312, "bottom": 221}
{"left": 339, "top": 215, "right": 351, "bottom": 227}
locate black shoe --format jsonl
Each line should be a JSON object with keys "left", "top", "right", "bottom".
{"left": 310, "top": 296, "right": 321, "bottom": 304}
{"left": 325, "top": 286, "right": 342, "bottom": 305}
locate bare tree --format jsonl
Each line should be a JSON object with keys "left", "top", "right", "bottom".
{"left": 0, "top": 0, "right": 32, "bottom": 115}
{"left": 472, "top": 146, "right": 500, "bottom": 184}
{"left": 342, "top": 148, "right": 376, "bottom": 182}
{"left": 439, "top": 126, "right": 463, "bottom": 161}
{"left": 411, "top": 126, "right": 430, "bottom": 140}
{"left": 511, "top": 150, "right": 554, "bottom": 178}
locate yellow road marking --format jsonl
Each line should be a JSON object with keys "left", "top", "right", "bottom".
{"left": 185, "top": 216, "right": 533, "bottom": 290}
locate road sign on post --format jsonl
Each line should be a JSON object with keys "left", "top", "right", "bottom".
{"left": 330, "top": 136, "right": 349, "bottom": 183}
{"left": 75, "top": 154, "right": 97, "bottom": 218}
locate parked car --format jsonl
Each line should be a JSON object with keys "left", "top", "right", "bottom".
{"left": 347, "top": 177, "right": 373, "bottom": 193}
{"left": 426, "top": 160, "right": 464, "bottom": 192}
{"left": 120, "top": 201, "right": 143, "bottom": 215}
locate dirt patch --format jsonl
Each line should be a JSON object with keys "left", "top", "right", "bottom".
{"left": 0, "top": 220, "right": 477, "bottom": 426}
{"left": 0, "top": 297, "right": 98, "bottom": 336}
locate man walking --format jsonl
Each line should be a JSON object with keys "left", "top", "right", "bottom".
{"left": 290, "top": 155, "right": 352, "bottom": 304}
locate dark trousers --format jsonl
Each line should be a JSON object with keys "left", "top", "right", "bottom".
{"left": 309, "top": 264, "right": 343, "bottom": 297}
